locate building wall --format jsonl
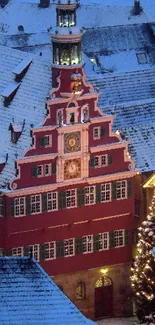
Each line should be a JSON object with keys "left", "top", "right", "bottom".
{"left": 53, "top": 262, "right": 133, "bottom": 319}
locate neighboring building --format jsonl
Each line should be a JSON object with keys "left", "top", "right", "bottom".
{"left": 0, "top": 0, "right": 143, "bottom": 320}
{"left": 0, "top": 256, "right": 95, "bottom": 325}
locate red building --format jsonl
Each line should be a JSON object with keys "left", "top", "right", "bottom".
{"left": 0, "top": 0, "right": 141, "bottom": 319}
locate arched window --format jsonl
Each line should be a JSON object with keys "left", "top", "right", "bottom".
{"left": 68, "top": 102, "right": 76, "bottom": 108}
{"left": 75, "top": 281, "right": 86, "bottom": 300}
{"left": 95, "top": 276, "right": 112, "bottom": 288}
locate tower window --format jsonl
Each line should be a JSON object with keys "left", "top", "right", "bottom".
{"left": 57, "top": 109, "right": 63, "bottom": 126}
{"left": 70, "top": 113, "right": 75, "bottom": 124}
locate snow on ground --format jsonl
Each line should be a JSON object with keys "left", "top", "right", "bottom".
{"left": 96, "top": 317, "right": 137, "bottom": 325}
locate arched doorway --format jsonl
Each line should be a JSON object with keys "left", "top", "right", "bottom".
{"left": 95, "top": 276, "right": 113, "bottom": 319}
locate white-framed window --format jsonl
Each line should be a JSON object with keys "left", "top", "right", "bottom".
{"left": 44, "top": 164, "right": 51, "bottom": 176}
{"left": 94, "top": 156, "right": 99, "bottom": 168}
{"left": 82, "top": 235, "right": 93, "bottom": 253}
{"left": 0, "top": 198, "right": 4, "bottom": 217}
{"left": 66, "top": 189, "right": 77, "bottom": 208}
{"left": 64, "top": 238, "right": 74, "bottom": 257}
{"left": 114, "top": 230, "right": 124, "bottom": 247}
{"left": 101, "top": 154, "right": 108, "bottom": 167}
{"left": 93, "top": 127, "right": 100, "bottom": 139}
{"left": 29, "top": 244, "right": 39, "bottom": 261}
{"left": 44, "top": 135, "right": 51, "bottom": 148}
{"left": 12, "top": 247, "right": 23, "bottom": 256}
{"left": 31, "top": 195, "right": 41, "bottom": 214}
{"left": 84, "top": 186, "right": 95, "bottom": 205}
{"left": 57, "top": 109, "right": 63, "bottom": 126}
{"left": 116, "top": 181, "right": 127, "bottom": 199}
{"left": 45, "top": 242, "right": 56, "bottom": 260}
{"left": 37, "top": 165, "right": 43, "bottom": 177}
{"left": 47, "top": 192, "right": 58, "bottom": 211}
{"left": 98, "top": 233, "right": 109, "bottom": 251}
{"left": 14, "top": 197, "right": 25, "bottom": 217}
{"left": 101, "top": 183, "right": 111, "bottom": 202}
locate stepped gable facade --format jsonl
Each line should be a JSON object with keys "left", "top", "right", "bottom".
{"left": 0, "top": 0, "right": 141, "bottom": 320}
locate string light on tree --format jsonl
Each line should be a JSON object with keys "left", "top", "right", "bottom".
{"left": 130, "top": 188, "right": 155, "bottom": 321}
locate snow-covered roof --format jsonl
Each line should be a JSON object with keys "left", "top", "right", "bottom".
{"left": 1, "top": 44, "right": 155, "bottom": 189}
{"left": 0, "top": 256, "right": 95, "bottom": 325}
{"left": 0, "top": 1, "right": 152, "bottom": 35}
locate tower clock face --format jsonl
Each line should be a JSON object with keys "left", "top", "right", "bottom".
{"left": 64, "top": 132, "right": 81, "bottom": 153}
{"left": 64, "top": 159, "right": 81, "bottom": 180}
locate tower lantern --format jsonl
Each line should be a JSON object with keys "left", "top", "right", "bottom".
{"left": 51, "top": 0, "right": 82, "bottom": 67}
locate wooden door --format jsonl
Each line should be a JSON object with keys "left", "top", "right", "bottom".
{"left": 95, "top": 277, "right": 113, "bottom": 319}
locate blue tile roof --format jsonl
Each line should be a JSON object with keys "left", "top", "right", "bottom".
{"left": 0, "top": 257, "right": 95, "bottom": 325}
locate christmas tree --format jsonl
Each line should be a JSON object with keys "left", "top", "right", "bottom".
{"left": 130, "top": 190, "right": 155, "bottom": 321}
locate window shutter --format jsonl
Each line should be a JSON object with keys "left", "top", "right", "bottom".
{"left": 58, "top": 192, "right": 63, "bottom": 209}
{"left": 52, "top": 163, "right": 56, "bottom": 174}
{"left": 40, "top": 243, "right": 45, "bottom": 261}
{"left": 24, "top": 246, "right": 30, "bottom": 257}
{"left": 39, "top": 137, "right": 45, "bottom": 147}
{"left": 127, "top": 180, "right": 132, "bottom": 198}
{"left": 132, "top": 229, "right": 138, "bottom": 244}
{"left": 109, "top": 231, "right": 115, "bottom": 248}
{"left": 56, "top": 240, "right": 64, "bottom": 258}
{"left": 89, "top": 157, "right": 95, "bottom": 168}
{"left": 108, "top": 154, "right": 113, "bottom": 165}
{"left": 32, "top": 166, "right": 37, "bottom": 177}
{"left": 96, "top": 185, "right": 101, "bottom": 204}
{"left": 112, "top": 182, "right": 116, "bottom": 200}
{"left": 93, "top": 234, "right": 100, "bottom": 252}
{"left": 125, "top": 230, "right": 129, "bottom": 246}
{"left": 8, "top": 249, "right": 12, "bottom": 256}
{"left": 62, "top": 191, "right": 66, "bottom": 209}
{"left": 42, "top": 193, "right": 47, "bottom": 212}
{"left": 77, "top": 188, "right": 85, "bottom": 207}
{"left": 26, "top": 196, "right": 31, "bottom": 215}
{"left": 75, "top": 237, "right": 83, "bottom": 255}
{"left": 10, "top": 199, "right": 14, "bottom": 217}
{"left": 100, "top": 127, "right": 105, "bottom": 138}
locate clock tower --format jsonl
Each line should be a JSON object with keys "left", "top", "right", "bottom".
{"left": 6, "top": 0, "right": 139, "bottom": 320}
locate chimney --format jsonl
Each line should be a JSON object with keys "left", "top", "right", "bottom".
{"left": 39, "top": 0, "right": 50, "bottom": 8}
{"left": 134, "top": 0, "right": 141, "bottom": 15}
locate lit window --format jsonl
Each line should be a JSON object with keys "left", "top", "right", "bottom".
{"left": 75, "top": 281, "right": 86, "bottom": 300}
{"left": 47, "top": 192, "right": 58, "bottom": 211}
{"left": 14, "top": 197, "right": 25, "bottom": 217}
{"left": 114, "top": 230, "right": 124, "bottom": 247}
{"left": 101, "top": 155, "right": 108, "bottom": 166}
{"left": 31, "top": 195, "right": 41, "bottom": 214}
{"left": 66, "top": 189, "right": 76, "bottom": 208}
{"left": 12, "top": 247, "right": 23, "bottom": 256}
{"left": 82, "top": 235, "right": 93, "bottom": 253}
{"left": 136, "top": 53, "right": 148, "bottom": 64}
{"left": 37, "top": 165, "right": 43, "bottom": 177}
{"left": 94, "top": 156, "right": 99, "bottom": 168}
{"left": 84, "top": 186, "right": 95, "bottom": 205}
{"left": 93, "top": 127, "right": 100, "bottom": 139}
{"left": 0, "top": 198, "right": 4, "bottom": 217}
{"left": 29, "top": 244, "right": 39, "bottom": 261}
{"left": 64, "top": 238, "right": 74, "bottom": 257}
{"left": 98, "top": 233, "right": 109, "bottom": 250}
{"left": 101, "top": 183, "right": 111, "bottom": 202}
{"left": 45, "top": 242, "right": 56, "bottom": 260}
{"left": 116, "top": 181, "right": 127, "bottom": 199}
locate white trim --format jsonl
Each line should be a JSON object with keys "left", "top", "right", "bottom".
{"left": 7, "top": 170, "right": 139, "bottom": 197}
{"left": 44, "top": 241, "right": 56, "bottom": 260}
{"left": 93, "top": 127, "right": 100, "bottom": 140}
{"left": 47, "top": 192, "right": 58, "bottom": 211}
{"left": 82, "top": 235, "right": 93, "bottom": 254}
{"left": 16, "top": 153, "right": 58, "bottom": 164}
{"left": 84, "top": 186, "right": 96, "bottom": 206}
{"left": 98, "top": 232, "right": 109, "bottom": 251}
{"left": 64, "top": 238, "right": 75, "bottom": 257}
{"left": 90, "top": 141, "right": 128, "bottom": 153}
{"left": 31, "top": 194, "right": 42, "bottom": 215}
{"left": 101, "top": 183, "right": 111, "bottom": 202}
{"left": 114, "top": 229, "right": 125, "bottom": 248}
{"left": 66, "top": 188, "right": 77, "bottom": 209}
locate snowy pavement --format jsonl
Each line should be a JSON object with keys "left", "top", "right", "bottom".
{"left": 96, "top": 317, "right": 138, "bottom": 325}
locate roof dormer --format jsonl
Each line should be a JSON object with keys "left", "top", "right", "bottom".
{"left": 9, "top": 119, "right": 25, "bottom": 144}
